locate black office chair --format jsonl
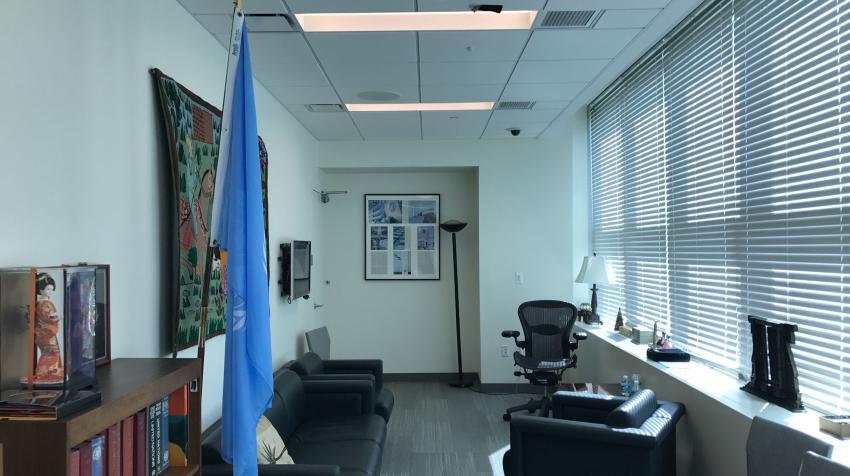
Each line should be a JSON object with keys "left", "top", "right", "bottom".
{"left": 502, "top": 300, "right": 586, "bottom": 421}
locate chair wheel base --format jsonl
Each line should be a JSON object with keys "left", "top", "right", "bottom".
{"left": 503, "top": 413, "right": 511, "bottom": 421}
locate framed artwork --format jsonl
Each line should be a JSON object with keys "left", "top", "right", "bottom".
{"left": 365, "top": 194, "right": 440, "bottom": 280}
{"left": 151, "top": 68, "right": 270, "bottom": 352}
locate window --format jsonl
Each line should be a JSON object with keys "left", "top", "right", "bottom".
{"left": 589, "top": 0, "right": 850, "bottom": 415}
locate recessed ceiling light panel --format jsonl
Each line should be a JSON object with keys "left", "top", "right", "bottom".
{"left": 346, "top": 102, "right": 494, "bottom": 112}
{"left": 357, "top": 91, "right": 402, "bottom": 102}
{"left": 295, "top": 11, "right": 538, "bottom": 32}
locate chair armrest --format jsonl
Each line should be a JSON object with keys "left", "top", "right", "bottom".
{"left": 510, "top": 415, "right": 661, "bottom": 448}
{"left": 299, "top": 373, "right": 376, "bottom": 385}
{"left": 501, "top": 330, "right": 526, "bottom": 349}
{"left": 322, "top": 359, "right": 383, "bottom": 389}
{"left": 302, "top": 379, "right": 375, "bottom": 419}
{"left": 573, "top": 332, "right": 588, "bottom": 341}
{"left": 203, "top": 464, "right": 341, "bottom": 476}
{"left": 552, "top": 391, "right": 625, "bottom": 420}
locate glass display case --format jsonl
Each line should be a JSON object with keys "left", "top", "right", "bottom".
{"left": 0, "top": 266, "right": 98, "bottom": 396}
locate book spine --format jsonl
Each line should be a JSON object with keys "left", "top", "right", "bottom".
{"left": 107, "top": 424, "right": 121, "bottom": 476}
{"left": 70, "top": 448, "right": 81, "bottom": 476}
{"left": 148, "top": 402, "right": 157, "bottom": 476}
{"left": 121, "top": 415, "right": 134, "bottom": 476}
{"left": 80, "top": 442, "right": 93, "bottom": 476}
{"left": 91, "top": 435, "right": 104, "bottom": 476}
{"left": 134, "top": 410, "right": 147, "bottom": 476}
{"left": 160, "top": 396, "right": 169, "bottom": 472}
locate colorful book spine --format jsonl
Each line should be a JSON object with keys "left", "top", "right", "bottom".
{"left": 168, "top": 385, "right": 189, "bottom": 467}
{"left": 70, "top": 447, "right": 81, "bottom": 476}
{"left": 134, "top": 409, "right": 147, "bottom": 476}
{"left": 107, "top": 424, "right": 121, "bottom": 476}
{"left": 91, "top": 435, "right": 104, "bottom": 476}
{"left": 80, "top": 442, "right": 93, "bottom": 476}
{"left": 160, "top": 396, "right": 169, "bottom": 473}
{"left": 148, "top": 400, "right": 162, "bottom": 475}
{"left": 121, "top": 415, "right": 135, "bottom": 476}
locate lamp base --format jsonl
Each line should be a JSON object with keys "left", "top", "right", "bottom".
{"left": 448, "top": 377, "right": 473, "bottom": 388}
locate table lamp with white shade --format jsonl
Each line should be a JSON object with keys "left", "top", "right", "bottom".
{"left": 575, "top": 254, "right": 614, "bottom": 323}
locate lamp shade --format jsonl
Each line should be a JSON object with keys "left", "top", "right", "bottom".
{"left": 440, "top": 220, "right": 467, "bottom": 233}
{"left": 575, "top": 256, "right": 613, "bottom": 284}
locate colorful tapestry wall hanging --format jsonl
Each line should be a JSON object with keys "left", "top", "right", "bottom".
{"left": 151, "top": 69, "right": 269, "bottom": 352}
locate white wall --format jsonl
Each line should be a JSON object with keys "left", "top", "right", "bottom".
{"left": 319, "top": 168, "right": 480, "bottom": 374}
{"left": 0, "top": 0, "right": 323, "bottom": 430}
{"left": 319, "top": 115, "right": 588, "bottom": 383}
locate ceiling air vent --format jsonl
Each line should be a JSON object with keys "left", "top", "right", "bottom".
{"left": 497, "top": 101, "right": 536, "bottom": 110}
{"left": 305, "top": 104, "right": 345, "bottom": 113}
{"left": 540, "top": 10, "right": 598, "bottom": 28}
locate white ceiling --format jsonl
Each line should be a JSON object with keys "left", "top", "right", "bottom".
{"left": 178, "top": 0, "right": 688, "bottom": 141}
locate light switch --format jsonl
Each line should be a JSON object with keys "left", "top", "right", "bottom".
{"left": 515, "top": 272, "right": 524, "bottom": 285}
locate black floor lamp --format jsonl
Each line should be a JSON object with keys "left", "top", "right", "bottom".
{"left": 440, "top": 220, "right": 471, "bottom": 388}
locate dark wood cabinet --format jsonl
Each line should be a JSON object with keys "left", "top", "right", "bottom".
{"left": 0, "top": 358, "right": 202, "bottom": 476}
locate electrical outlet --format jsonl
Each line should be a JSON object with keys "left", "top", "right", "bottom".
{"left": 501, "top": 345, "right": 510, "bottom": 358}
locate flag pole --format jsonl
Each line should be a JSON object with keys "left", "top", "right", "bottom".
{"left": 196, "top": 0, "right": 244, "bottom": 401}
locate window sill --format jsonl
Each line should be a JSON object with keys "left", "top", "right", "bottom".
{"left": 574, "top": 321, "right": 850, "bottom": 461}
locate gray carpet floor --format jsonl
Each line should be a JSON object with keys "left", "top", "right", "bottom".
{"left": 380, "top": 381, "right": 530, "bottom": 476}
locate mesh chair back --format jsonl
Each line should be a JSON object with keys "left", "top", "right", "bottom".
{"left": 518, "top": 301, "right": 579, "bottom": 362}
{"left": 306, "top": 327, "right": 331, "bottom": 360}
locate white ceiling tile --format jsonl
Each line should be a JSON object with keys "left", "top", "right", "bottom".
{"left": 482, "top": 121, "right": 549, "bottom": 139}
{"left": 194, "top": 14, "right": 232, "bottom": 34}
{"left": 420, "top": 84, "right": 504, "bottom": 103}
{"left": 307, "top": 32, "right": 417, "bottom": 63}
{"left": 213, "top": 33, "right": 230, "bottom": 47}
{"left": 491, "top": 108, "right": 562, "bottom": 123}
{"left": 421, "top": 111, "right": 490, "bottom": 140}
{"left": 352, "top": 112, "right": 421, "bottom": 140}
{"left": 323, "top": 62, "right": 418, "bottom": 87}
{"left": 420, "top": 62, "right": 515, "bottom": 86}
{"left": 533, "top": 100, "right": 571, "bottom": 110}
{"left": 265, "top": 84, "right": 340, "bottom": 104}
{"left": 336, "top": 84, "right": 420, "bottom": 103}
{"left": 595, "top": 9, "right": 662, "bottom": 29}
{"left": 249, "top": 32, "right": 317, "bottom": 64}
{"left": 180, "top": 0, "right": 287, "bottom": 14}
{"left": 511, "top": 59, "right": 609, "bottom": 83}
{"left": 286, "top": 106, "right": 362, "bottom": 140}
{"left": 246, "top": 15, "right": 295, "bottom": 32}
{"left": 417, "top": 0, "right": 546, "bottom": 11}
{"left": 544, "top": 0, "right": 669, "bottom": 8}
{"left": 287, "top": 0, "right": 415, "bottom": 13}
{"left": 523, "top": 29, "right": 641, "bottom": 60}
{"left": 501, "top": 82, "right": 586, "bottom": 101}
{"left": 419, "top": 31, "right": 531, "bottom": 62}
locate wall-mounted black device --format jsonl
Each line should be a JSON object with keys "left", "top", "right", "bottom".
{"left": 278, "top": 241, "right": 312, "bottom": 303}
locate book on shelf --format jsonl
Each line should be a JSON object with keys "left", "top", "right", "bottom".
{"left": 168, "top": 385, "right": 189, "bottom": 467}
{"left": 134, "top": 409, "right": 147, "bottom": 476}
{"left": 160, "top": 395, "right": 169, "bottom": 473}
{"left": 91, "top": 434, "right": 105, "bottom": 476}
{"left": 70, "top": 447, "right": 81, "bottom": 476}
{"left": 107, "top": 423, "right": 121, "bottom": 476}
{"left": 148, "top": 400, "right": 162, "bottom": 475}
{"left": 121, "top": 415, "right": 135, "bottom": 476}
{"left": 80, "top": 441, "right": 93, "bottom": 476}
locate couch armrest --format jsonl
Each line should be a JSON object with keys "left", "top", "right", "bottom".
{"left": 203, "top": 464, "right": 341, "bottom": 476}
{"left": 510, "top": 415, "right": 661, "bottom": 448}
{"left": 322, "top": 359, "right": 383, "bottom": 389}
{"left": 302, "top": 379, "right": 375, "bottom": 419}
{"left": 299, "top": 373, "right": 376, "bottom": 385}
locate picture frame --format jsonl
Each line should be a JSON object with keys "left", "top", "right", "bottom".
{"left": 93, "top": 265, "right": 111, "bottom": 367}
{"left": 365, "top": 194, "right": 440, "bottom": 280}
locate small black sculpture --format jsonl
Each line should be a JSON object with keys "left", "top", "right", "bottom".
{"left": 740, "top": 316, "right": 804, "bottom": 412}
{"left": 614, "top": 308, "right": 623, "bottom": 331}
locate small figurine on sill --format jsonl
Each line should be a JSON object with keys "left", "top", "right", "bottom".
{"left": 656, "top": 332, "right": 673, "bottom": 349}
{"left": 21, "top": 273, "right": 65, "bottom": 386}
{"left": 614, "top": 308, "right": 624, "bottom": 331}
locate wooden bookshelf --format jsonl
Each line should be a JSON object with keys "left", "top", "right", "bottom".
{"left": 0, "top": 358, "right": 202, "bottom": 476}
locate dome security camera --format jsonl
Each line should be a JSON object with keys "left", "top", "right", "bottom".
{"left": 508, "top": 128, "right": 521, "bottom": 137}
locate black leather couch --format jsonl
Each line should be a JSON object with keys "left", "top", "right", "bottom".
{"left": 287, "top": 351, "right": 394, "bottom": 422}
{"left": 503, "top": 389, "right": 685, "bottom": 476}
{"left": 202, "top": 369, "right": 387, "bottom": 476}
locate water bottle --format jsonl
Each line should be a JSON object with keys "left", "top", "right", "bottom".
{"left": 620, "top": 375, "right": 631, "bottom": 396}
{"left": 632, "top": 374, "right": 641, "bottom": 392}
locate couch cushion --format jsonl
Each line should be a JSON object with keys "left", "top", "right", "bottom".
{"left": 288, "top": 440, "right": 382, "bottom": 476}
{"left": 290, "top": 414, "right": 386, "bottom": 446}
{"left": 375, "top": 388, "right": 394, "bottom": 422}
{"left": 605, "top": 389, "right": 658, "bottom": 429}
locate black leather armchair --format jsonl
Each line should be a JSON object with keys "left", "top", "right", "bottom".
{"left": 288, "top": 351, "right": 394, "bottom": 421}
{"left": 503, "top": 389, "right": 685, "bottom": 476}
{"left": 502, "top": 300, "right": 586, "bottom": 420}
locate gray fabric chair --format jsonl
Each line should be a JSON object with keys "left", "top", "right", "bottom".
{"left": 306, "top": 326, "right": 331, "bottom": 360}
{"left": 747, "top": 416, "right": 833, "bottom": 476}
{"left": 798, "top": 451, "right": 850, "bottom": 476}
